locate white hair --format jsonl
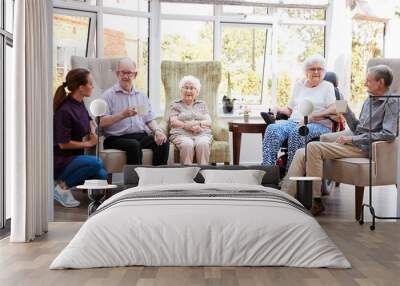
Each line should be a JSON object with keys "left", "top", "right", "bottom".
{"left": 117, "top": 57, "right": 136, "bottom": 71}
{"left": 179, "top": 75, "right": 201, "bottom": 92}
{"left": 303, "top": 54, "right": 326, "bottom": 72}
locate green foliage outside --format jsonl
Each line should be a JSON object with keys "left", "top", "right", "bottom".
{"left": 351, "top": 19, "right": 384, "bottom": 103}
{"left": 160, "top": 8, "right": 325, "bottom": 106}
{"left": 277, "top": 72, "right": 291, "bottom": 107}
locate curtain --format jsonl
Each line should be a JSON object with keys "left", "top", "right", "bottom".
{"left": 9, "top": 0, "right": 50, "bottom": 242}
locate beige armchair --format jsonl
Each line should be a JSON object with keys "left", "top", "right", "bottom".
{"left": 71, "top": 56, "right": 155, "bottom": 180}
{"left": 322, "top": 58, "right": 400, "bottom": 220}
{"left": 323, "top": 138, "right": 399, "bottom": 220}
{"left": 161, "top": 61, "right": 230, "bottom": 164}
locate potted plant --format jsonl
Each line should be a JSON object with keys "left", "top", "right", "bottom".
{"left": 222, "top": 72, "right": 236, "bottom": 114}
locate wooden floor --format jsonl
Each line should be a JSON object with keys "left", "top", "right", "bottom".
{"left": 1, "top": 184, "right": 400, "bottom": 286}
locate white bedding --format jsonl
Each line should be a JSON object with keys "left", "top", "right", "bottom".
{"left": 50, "top": 183, "right": 350, "bottom": 269}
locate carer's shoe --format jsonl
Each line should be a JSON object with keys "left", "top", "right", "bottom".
{"left": 311, "top": 200, "right": 325, "bottom": 216}
{"left": 54, "top": 184, "right": 80, "bottom": 208}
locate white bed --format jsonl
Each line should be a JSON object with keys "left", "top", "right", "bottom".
{"left": 50, "top": 183, "right": 350, "bottom": 269}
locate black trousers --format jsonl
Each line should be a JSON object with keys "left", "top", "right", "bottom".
{"left": 103, "top": 132, "right": 170, "bottom": 165}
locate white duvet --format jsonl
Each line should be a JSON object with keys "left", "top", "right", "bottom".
{"left": 50, "top": 183, "right": 350, "bottom": 269}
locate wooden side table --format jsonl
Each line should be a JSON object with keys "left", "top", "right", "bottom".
{"left": 228, "top": 121, "right": 267, "bottom": 165}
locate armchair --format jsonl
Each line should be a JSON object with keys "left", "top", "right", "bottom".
{"left": 70, "top": 56, "right": 155, "bottom": 180}
{"left": 322, "top": 58, "right": 400, "bottom": 220}
{"left": 160, "top": 61, "right": 230, "bottom": 164}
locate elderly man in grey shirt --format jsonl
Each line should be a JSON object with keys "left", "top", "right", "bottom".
{"left": 100, "top": 58, "right": 169, "bottom": 165}
{"left": 280, "top": 64, "right": 399, "bottom": 215}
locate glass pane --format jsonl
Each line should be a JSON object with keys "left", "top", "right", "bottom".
{"left": 161, "top": 3, "right": 213, "bottom": 16}
{"left": 103, "top": 14, "right": 149, "bottom": 95}
{"left": 276, "top": 24, "right": 324, "bottom": 107}
{"left": 161, "top": 20, "right": 213, "bottom": 62}
{"left": 0, "top": 38, "right": 3, "bottom": 227}
{"left": 160, "top": 20, "right": 213, "bottom": 112}
{"left": 103, "top": 0, "right": 149, "bottom": 12}
{"left": 276, "top": 8, "right": 325, "bottom": 20}
{"left": 351, "top": 19, "right": 384, "bottom": 107}
{"left": 0, "top": 0, "right": 2, "bottom": 30}
{"left": 5, "top": 0, "right": 14, "bottom": 33}
{"left": 5, "top": 44, "right": 12, "bottom": 220}
{"left": 223, "top": 5, "right": 269, "bottom": 16}
{"left": 58, "top": 0, "right": 96, "bottom": 5}
{"left": 53, "top": 14, "right": 91, "bottom": 92}
{"left": 221, "top": 25, "right": 267, "bottom": 106}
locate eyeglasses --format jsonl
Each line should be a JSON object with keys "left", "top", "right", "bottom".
{"left": 182, "top": 86, "right": 196, "bottom": 91}
{"left": 118, "top": 70, "right": 137, "bottom": 77}
{"left": 307, "top": 67, "right": 324, "bottom": 73}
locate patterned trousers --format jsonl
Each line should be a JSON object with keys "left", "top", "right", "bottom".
{"left": 262, "top": 120, "right": 331, "bottom": 170}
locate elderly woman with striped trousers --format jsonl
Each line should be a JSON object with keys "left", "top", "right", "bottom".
{"left": 262, "top": 54, "right": 337, "bottom": 170}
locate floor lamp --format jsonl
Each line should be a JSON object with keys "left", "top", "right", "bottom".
{"left": 292, "top": 99, "right": 315, "bottom": 210}
{"left": 89, "top": 99, "right": 108, "bottom": 160}
{"left": 359, "top": 94, "right": 400, "bottom": 230}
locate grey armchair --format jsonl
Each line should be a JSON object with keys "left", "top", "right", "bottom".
{"left": 71, "top": 56, "right": 155, "bottom": 180}
{"left": 322, "top": 58, "right": 400, "bottom": 220}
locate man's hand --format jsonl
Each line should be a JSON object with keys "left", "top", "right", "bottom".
{"left": 154, "top": 130, "right": 167, "bottom": 146}
{"left": 336, "top": 135, "right": 352, "bottom": 145}
{"left": 120, "top": 107, "right": 137, "bottom": 118}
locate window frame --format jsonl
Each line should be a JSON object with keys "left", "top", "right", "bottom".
{"left": 1, "top": 0, "right": 13, "bottom": 230}
{"left": 53, "top": 8, "right": 97, "bottom": 58}
{"left": 51, "top": 0, "right": 327, "bottom": 116}
{"left": 219, "top": 21, "right": 272, "bottom": 107}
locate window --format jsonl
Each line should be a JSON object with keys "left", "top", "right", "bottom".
{"left": 276, "top": 8, "right": 325, "bottom": 20}
{"left": 220, "top": 24, "right": 270, "bottom": 106}
{"left": 160, "top": 19, "right": 213, "bottom": 111}
{"left": 223, "top": 5, "right": 269, "bottom": 16}
{"left": 4, "top": 44, "right": 11, "bottom": 222}
{"left": 351, "top": 19, "right": 385, "bottom": 104}
{"left": 103, "top": 0, "right": 149, "bottom": 12}
{"left": 103, "top": 14, "right": 149, "bottom": 94}
{"left": 52, "top": 10, "right": 96, "bottom": 91}
{"left": 161, "top": 20, "right": 213, "bottom": 62}
{"left": 5, "top": 0, "right": 14, "bottom": 33}
{"left": 161, "top": 2, "right": 213, "bottom": 16}
{"left": 1, "top": 0, "right": 14, "bottom": 230}
{"left": 276, "top": 24, "right": 325, "bottom": 106}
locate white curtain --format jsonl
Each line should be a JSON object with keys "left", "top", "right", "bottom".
{"left": 9, "top": 0, "right": 50, "bottom": 242}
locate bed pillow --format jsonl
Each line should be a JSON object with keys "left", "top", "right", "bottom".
{"left": 135, "top": 167, "right": 201, "bottom": 186}
{"left": 200, "top": 169, "right": 266, "bottom": 185}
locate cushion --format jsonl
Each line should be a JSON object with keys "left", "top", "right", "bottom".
{"left": 200, "top": 169, "right": 266, "bottom": 185}
{"left": 123, "top": 165, "right": 280, "bottom": 188}
{"left": 135, "top": 167, "right": 200, "bottom": 186}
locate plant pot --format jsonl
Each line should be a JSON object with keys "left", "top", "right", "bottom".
{"left": 222, "top": 102, "right": 234, "bottom": 113}
{"left": 222, "top": 96, "right": 235, "bottom": 114}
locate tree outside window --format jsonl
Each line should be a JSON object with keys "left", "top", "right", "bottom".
{"left": 351, "top": 19, "right": 384, "bottom": 104}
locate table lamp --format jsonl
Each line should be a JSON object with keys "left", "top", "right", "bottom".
{"left": 89, "top": 99, "right": 107, "bottom": 160}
